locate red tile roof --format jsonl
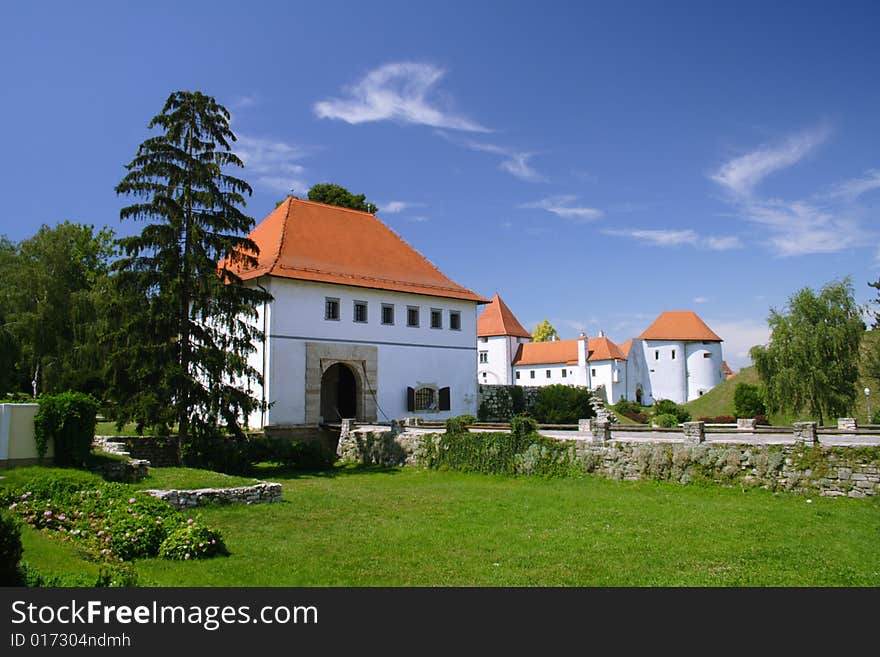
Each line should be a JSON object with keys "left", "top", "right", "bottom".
{"left": 512, "top": 339, "right": 579, "bottom": 366}
{"left": 619, "top": 339, "right": 634, "bottom": 359}
{"left": 637, "top": 311, "right": 722, "bottom": 342}
{"left": 477, "top": 294, "right": 531, "bottom": 338}
{"left": 588, "top": 336, "right": 626, "bottom": 361}
{"left": 226, "top": 197, "right": 488, "bottom": 303}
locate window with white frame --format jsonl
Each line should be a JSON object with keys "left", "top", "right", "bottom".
{"left": 382, "top": 304, "right": 394, "bottom": 325}
{"left": 479, "top": 351, "right": 488, "bottom": 364}
{"left": 407, "top": 306, "right": 420, "bottom": 327}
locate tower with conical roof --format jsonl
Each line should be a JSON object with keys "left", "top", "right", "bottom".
{"left": 476, "top": 294, "right": 532, "bottom": 384}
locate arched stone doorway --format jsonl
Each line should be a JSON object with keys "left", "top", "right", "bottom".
{"left": 635, "top": 386, "right": 643, "bottom": 405}
{"left": 320, "top": 363, "right": 358, "bottom": 423}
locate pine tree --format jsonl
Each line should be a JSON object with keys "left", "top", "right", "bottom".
{"left": 111, "top": 90, "right": 271, "bottom": 440}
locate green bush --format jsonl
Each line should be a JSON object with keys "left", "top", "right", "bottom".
{"left": 652, "top": 399, "right": 691, "bottom": 423}
{"left": 871, "top": 408, "right": 880, "bottom": 425}
{"left": 0, "top": 511, "right": 23, "bottom": 585}
{"left": 533, "top": 385, "right": 594, "bottom": 423}
{"left": 510, "top": 414, "right": 538, "bottom": 439}
{"left": 445, "top": 414, "right": 477, "bottom": 435}
{"left": 653, "top": 413, "right": 679, "bottom": 428}
{"left": 158, "top": 521, "right": 227, "bottom": 560}
{"left": 34, "top": 392, "right": 100, "bottom": 466}
{"left": 614, "top": 398, "right": 643, "bottom": 415}
{"left": 181, "top": 429, "right": 253, "bottom": 475}
{"left": 257, "top": 437, "right": 336, "bottom": 470}
{"left": 733, "top": 383, "right": 766, "bottom": 418}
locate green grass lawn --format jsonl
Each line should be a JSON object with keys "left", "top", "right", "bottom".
{"left": 126, "top": 466, "right": 880, "bottom": 587}
{"left": 130, "top": 467, "right": 260, "bottom": 490}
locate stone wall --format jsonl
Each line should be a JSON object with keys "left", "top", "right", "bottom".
{"left": 477, "top": 385, "right": 541, "bottom": 421}
{"left": 94, "top": 435, "right": 181, "bottom": 467}
{"left": 99, "top": 459, "right": 150, "bottom": 483}
{"left": 339, "top": 426, "right": 880, "bottom": 498}
{"left": 140, "top": 483, "right": 283, "bottom": 510}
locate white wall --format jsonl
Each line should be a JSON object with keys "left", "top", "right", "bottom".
{"left": 624, "top": 342, "right": 651, "bottom": 405}
{"left": 511, "top": 363, "right": 589, "bottom": 387}
{"left": 589, "top": 360, "right": 626, "bottom": 404}
{"left": 642, "top": 340, "right": 687, "bottom": 404}
{"left": 685, "top": 341, "right": 724, "bottom": 401}
{"left": 257, "top": 278, "right": 479, "bottom": 425}
{"left": 478, "top": 335, "right": 521, "bottom": 385}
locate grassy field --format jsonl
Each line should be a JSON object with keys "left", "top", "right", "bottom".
{"left": 125, "top": 466, "right": 879, "bottom": 587}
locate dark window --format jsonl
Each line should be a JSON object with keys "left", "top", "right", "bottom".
{"left": 546, "top": 370, "right": 551, "bottom": 378}
{"left": 703, "top": 352, "right": 711, "bottom": 359}
{"left": 591, "top": 368, "right": 596, "bottom": 376}
{"left": 438, "top": 386, "right": 451, "bottom": 411}
{"left": 407, "top": 306, "right": 420, "bottom": 327}
{"left": 354, "top": 301, "right": 368, "bottom": 323}
{"left": 671, "top": 349, "right": 676, "bottom": 360}
{"left": 414, "top": 387, "right": 436, "bottom": 411}
{"left": 515, "top": 371, "right": 521, "bottom": 380}
{"left": 450, "top": 311, "right": 461, "bottom": 331}
{"left": 654, "top": 350, "right": 659, "bottom": 360}
{"left": 431, "top": 309, "right": 442, "bottom": 329}
{"left": 530, "top": 371, "right": 535, "bottom": 379}
{"left": 562, "top": 369, "right": 567, "bottom": 378}
{"left": 479, "top": 351, "right": 488, "bottom": 364}
{"left": 325, "top": 298, "right": 340, "bottom": 321}
{"left": 381, "top": 304, "right": 394, "bottom": 325}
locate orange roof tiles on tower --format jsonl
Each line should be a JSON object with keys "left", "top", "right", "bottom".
{"left": 637, "top": 311, "right": 722, "bottom": 342}
{"left": 228, "top": 197, "right": 487, "bottom": 303}
{"left": 477, "top": 294, "right": 531, "bottom": 338}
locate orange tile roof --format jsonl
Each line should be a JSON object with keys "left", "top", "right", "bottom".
{"left": 226, "top": 197, "right": 488, "bottom": 303}
{"left": 637, "top": 311, "right": 722, "bottom": 342}
{"left": 477, "top": 294, "right": 531, "bottom": 338}
{"left": 619, "top": 339, "right": 634, "bottom": 359}
{"left": 512, "top": 339, "right": 579, "bottom": 366}
{"left": 588, "top": 336, "right": 626, "bottom": 361}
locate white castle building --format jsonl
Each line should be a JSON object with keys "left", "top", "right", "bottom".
{"left": 230, "top": 197, "right": 487, "bottom": 428}
{"left": 477, "top": 295, "right": 729, "bottom": 405}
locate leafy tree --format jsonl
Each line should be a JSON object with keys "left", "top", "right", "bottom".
{"left": 651, "top": 399, "right": 690, "bottom": 423}
{"left": 1, "top": 223, "right": 115, "bottom": 396}
{"left": 532, "top": 319, "right": 559, "bottom": 342}
{"left": 750, "top": 279, "right": 864, "bottom": 426}
{"left": 307, "top": 183, "right": 378, "bottom": 213}
{"left": 732, "top": 383, "right": 766, "bottom": 418}
{"left": 111, "top": 90, "right": 272, "bottom": 441}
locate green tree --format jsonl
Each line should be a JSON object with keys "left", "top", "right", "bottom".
{"left": 862, "top": 276, "right": 880, "bottom": 392}
{"left": 1, "top": 223, "right": 115, "bottom": 396}
{"left": 750, "top": 279, "right": 864, "bottom": 426}
{"left": 307, "top": 183, "right": 378, "bottom": 213}
{"left": 111, "top": 90, "right": 272, "bottom": 440}
{"left": 732, "top": 383, "right": 766, "bottom": 418}
{"left": 532, "top": 319, "right": 559, "bottom": 342}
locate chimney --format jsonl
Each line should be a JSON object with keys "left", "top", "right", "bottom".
{"left": 578, "top": 332, "right": 588, "bottom": 368}
{"left": 599, "top": 329, "right": 605, "bottom": 338}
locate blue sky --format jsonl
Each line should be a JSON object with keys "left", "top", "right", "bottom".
{"left": 2, "top": 1, "right": 879, "bottom": 368}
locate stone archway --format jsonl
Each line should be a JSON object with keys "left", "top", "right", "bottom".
{"left": 635, "top": 386, "right": 643, "bottom": 405}
{"left": 305, "top": 342, "right": 378, "bottom": 425}
{"left": 320, "top": 363, "right": 358, "bottom": 423}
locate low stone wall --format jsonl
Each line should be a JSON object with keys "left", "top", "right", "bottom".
{"left": 99, "top": 459, "right": 150, "bottom": 483}
{"left": 477, "top": 385, "right": 541, "bottom": 421}
{"left": 339, "top": 426, "right": 880, "bottom": 498}
{"left": 140, "top": 482, "right": 283, "bottom": 510}
{"left": 94, "top": 435, "right": 181, "bottom": 467}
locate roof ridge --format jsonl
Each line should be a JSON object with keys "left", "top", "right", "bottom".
{"left": 293, "top": 197, "right": 378, "bottom": 218}
{"left": 269, "top": 197, "right": 293, "bottom": 273}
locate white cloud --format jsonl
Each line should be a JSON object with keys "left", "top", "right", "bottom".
{"left": 522, "top": 195, "right": 602, "bottom": 222}
{"left": 407, "top": 215, "right": 430, "bottom": 223}
{"left": 457, "top": 140, "right": 545, "bottom": 182}
{"left": 231, "top": 95, "right": 258, "bottom": 109}
{"left": 693, "top": 296, "right": 708, "bottom": 304}
{"left": 824, "top": 169, "right": 880, "bottom": 201}
{"left": 710, "top": 125, "right": 831, "bottom": 198}
{"left": 236, "top": 135, "right": 310, "bottom": 195}
{"left": 380, "top": 201, "right": 423, "bottom": 214}
{"left": 744, "top": 199, "right": 864, "bottom": 256}
{"left": 604, "top": 228, "right": 742, "bottom": 251}
{"left": 314, "top": 62, "right": 488, "bottom": 132}
{"left": 705, "top": 318, "right": 771, "bottom": 370}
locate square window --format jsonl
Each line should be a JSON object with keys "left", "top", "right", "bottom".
{"left": 703, "top": 352, "right": 711, "bottom": 359}
{"left": 325, "top": 297, "right": 340, "bottom": 321}
{"left": 381, "top": 304, "right": 394, "bottom": 325}
{"left": 414, "top": 387, "right": 436, "bottom": 411}
{"left": 431, "top": 309, "right": 442, "bottom": 329}
{"left": 353, "top": 301, "right": 368, "bottom": 323}
{"left": 450, "top": 311, "right": 461, "bottom": 331}
{"left": 407, "top": 306, "right": 420, "bottom": 327}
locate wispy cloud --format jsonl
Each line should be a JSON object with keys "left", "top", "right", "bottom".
{"left": 521, "top": 195, "right": 602, "bottom": 222}
{"left": 231, "top": 95, "right": 258, "bottom": 110}
{"left": 710, "top": 125, "right": 831, "bottom": 198}
{"left": 448, "top": 137, "right": 546, "bottom": 182}
{"left": 236, "top": 135, "right": 310, "bottom": 195}
{"left": 705, "top": 318, "right": 771, "bottom": 369}
{"left": 824, "top": 169, "right": 880, "bottom": 201}
{"left": 743, "top": 199, "right": 863, "bottom": 256}
{"left": 693, "top": 296, "right": 708, "bottom": 304}
{"left": 604, "top": 228, "right": 742, "bottom": 250}
{"left": 407, "top": 215, "right": 431, "bottom": 223}
{"left": 380, "top": 200, "right": 423, "bottom": 214}
{"left": 314, "top": 62, "right": 488, "bottom": 132}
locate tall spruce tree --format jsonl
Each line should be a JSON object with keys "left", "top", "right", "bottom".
{"left": 111, "top": 91, "right": 271, "bottom": 440}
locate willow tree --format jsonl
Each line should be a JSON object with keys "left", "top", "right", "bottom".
{"left": 750, "top": 279, "right": 864, "bottom": 426}
{"left": 111, "top": 91, "right": 271, "bottom": 440}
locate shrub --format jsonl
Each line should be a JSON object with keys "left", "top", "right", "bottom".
{"left": 652, "top": 399, "right": 691, "bottom": 423}
{"left": 33, "top": 392, "right": 100, "bottom": 466}
{"left": 181, "top": 429, "right": 253, "bottom": 475}
{"left": 653, "top": 413, "right": 679, "bottom": 428}
{"left": 445, "top": 414, "right": 477, "bottom": 435}
{"left": 533, "top": 385, "right": 594, "bottom": 424}
{"left": 872, "top": 408, "right": 880, "bottom": 425}
{"left": 0, "top": 511, "right": 23, "bottom": 585}
{"left": 510, "top": 414, "right": 538, "bottom": 439}
{"left": 158, "top": 521, "right": 228, "bottom": 560}
{"left": 733, "top": 383, "right": 766, "bottom": 418}
{"left": 614, "top": 399, "right": 643, "bottom": 415}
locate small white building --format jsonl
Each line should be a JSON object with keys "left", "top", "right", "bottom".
{"left": 476, "top": 297, "right": 725, "bottom": 406}
{"left": 232, "top": 198, "right": 488, "bottom": 427}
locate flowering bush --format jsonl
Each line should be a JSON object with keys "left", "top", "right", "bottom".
{"left": 2, "top": 474, "right": 226, "bottom": 564}
{"left": 158, "top": 521, "right": 227, "bottom": 560}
